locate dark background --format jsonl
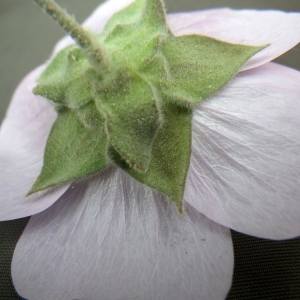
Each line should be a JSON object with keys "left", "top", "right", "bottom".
{"left": 0, "top": 0, "right": 299, "bottom": 299}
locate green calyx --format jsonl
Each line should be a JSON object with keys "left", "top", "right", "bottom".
{"left": 30, "top": 0, "right": 264, "bottom": 211}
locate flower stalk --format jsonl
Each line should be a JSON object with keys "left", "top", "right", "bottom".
{"left": 33, "top": 0, "right": 111, "bottom": 76}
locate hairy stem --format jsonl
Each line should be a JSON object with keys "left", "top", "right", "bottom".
{"left": 33, "top": 0, "right": 111, "bottom": 75}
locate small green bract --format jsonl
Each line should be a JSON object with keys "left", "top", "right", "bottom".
{"left": 30, "top": 0, "right": 264, "bottom": 211}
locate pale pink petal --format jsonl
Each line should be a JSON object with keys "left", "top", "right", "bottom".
{"left": 185, "top": 62, "right": 300, "bottom": 240}
{"left": 167, "top": 9, "right": 300, "bottom": 71}
{"left": 53, "top": 0, "right": 135, "bottom": 54}
{"left": 12, "top": 167, "right": 233, "bottom": 300}
{"left": 0, "top": 66, "right": 69, "bottom": 221}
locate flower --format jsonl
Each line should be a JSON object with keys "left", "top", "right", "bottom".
{"left": 1, "top": 0, "right": 300, "bottom": 299}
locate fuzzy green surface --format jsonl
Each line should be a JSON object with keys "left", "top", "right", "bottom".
{"left": 32, "top": 0, "right": 264, "bottom": 209}
{"left": 156, "top": 35, "right": 264, "bottom": 106}
{"left": 95, "top": 70, "right": 162, "bottom": 173}
{"left": 29, "top": 102, "right": 109, "bottom": 195}
{"left": 126, "top": 101, "right": 192, "bottom": 211}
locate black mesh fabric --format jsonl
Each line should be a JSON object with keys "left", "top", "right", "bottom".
{"left": 0, "top": 218, "right": 29, "bottom": 300}
{"left": 228, "top": 231, "right": 300, "bottom": 300}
